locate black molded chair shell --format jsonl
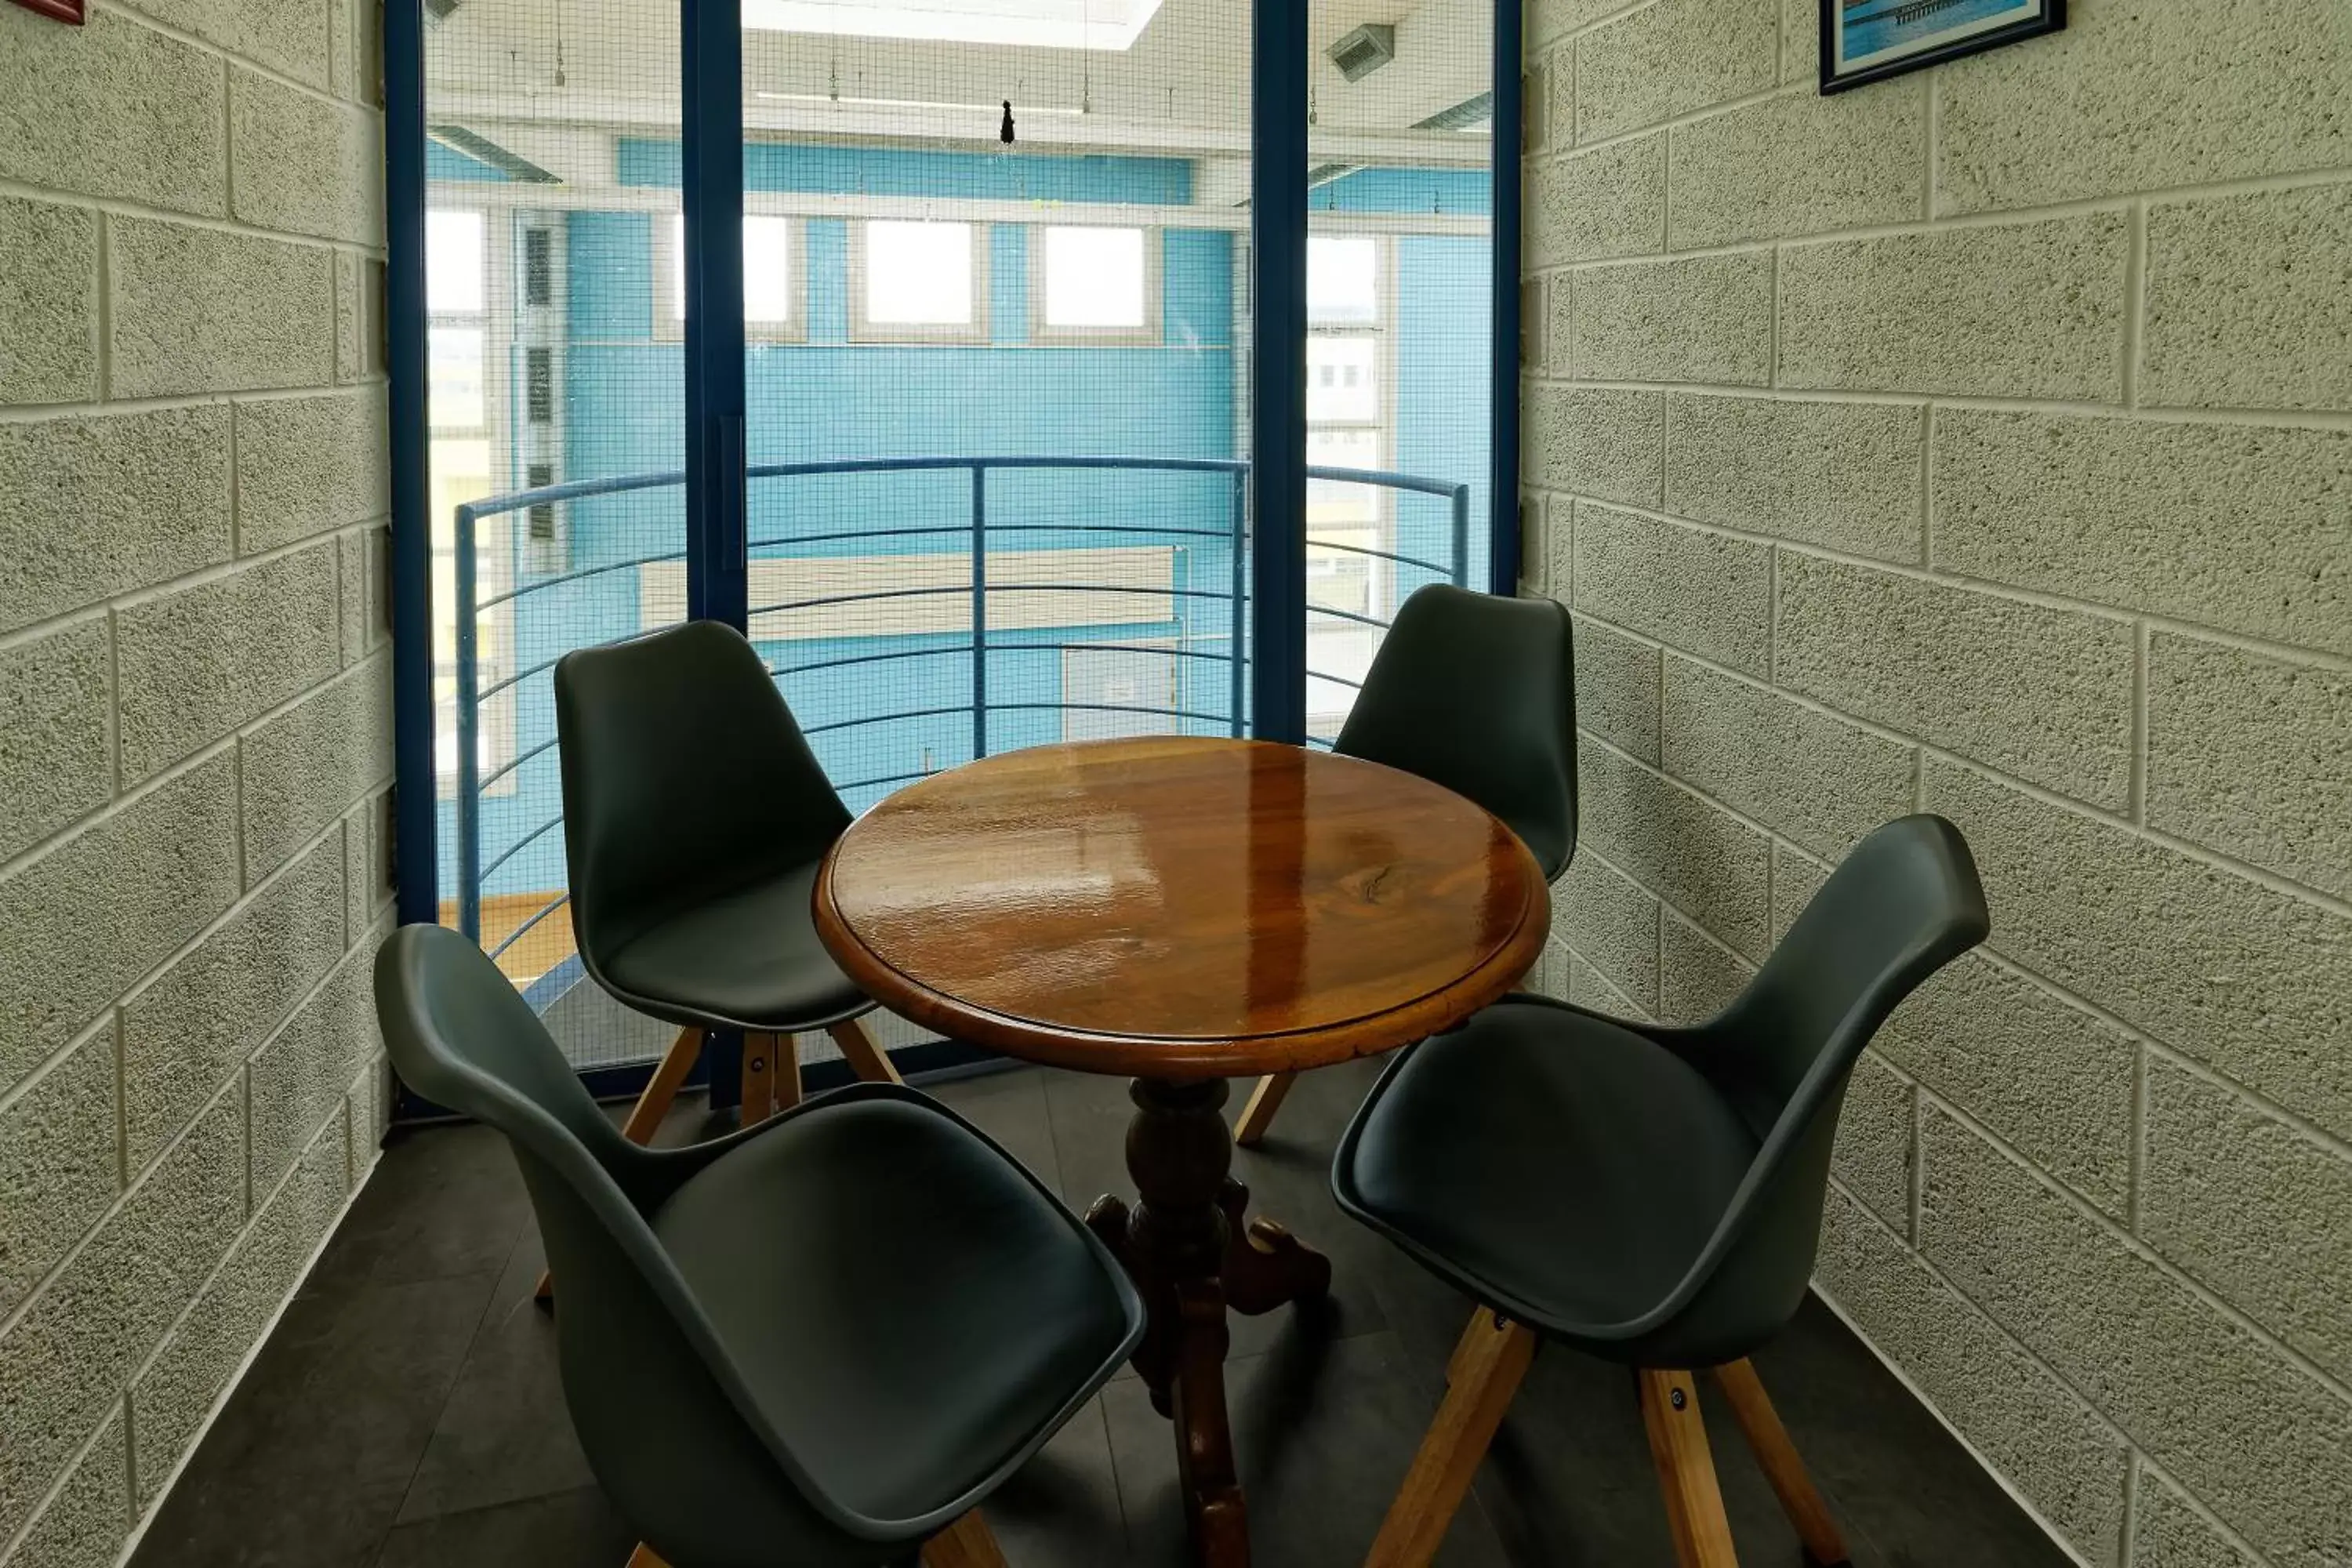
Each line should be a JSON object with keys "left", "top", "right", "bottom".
{"left": 1334, "top": 583, "right": 1578, "bottom": 880}
{"left": 375, "top": 924, "right": 1145, "bottom": 1568}
{"left": 1334, "top": 814, "right": 1987, "bottom": 1369}
{"left": 554, "top": 619, "right": 869, "bottom": 1033}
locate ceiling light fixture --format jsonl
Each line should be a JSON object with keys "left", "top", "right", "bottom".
{"left": 741, "top": 0, "right": 1164, "bottom": 51}
{"left": 756, "top": 89, "right": 1084, "bottom": 118}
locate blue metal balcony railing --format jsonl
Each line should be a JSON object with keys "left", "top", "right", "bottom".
{"left": 452, "top": 454, "right": 1472, "bottom": 953}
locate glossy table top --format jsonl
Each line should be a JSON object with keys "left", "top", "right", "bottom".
{"left": 814, "top": 735, "right": 1550, "bottom": 1078}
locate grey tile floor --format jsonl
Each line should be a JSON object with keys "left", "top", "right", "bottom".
{"left": 129, "top": 1057, "right": 2071, "bottom": 1568}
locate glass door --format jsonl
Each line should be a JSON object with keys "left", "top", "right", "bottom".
{"left": 1302, "top": 0, "right": 1494, "bottom": 743}
{"left": 421, "top": 0, "right": 691, "bottom": 1076}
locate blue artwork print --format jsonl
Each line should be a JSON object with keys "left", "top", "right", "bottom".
{"left": 1824, "top": 0, "right": 2058, "bottom": 90}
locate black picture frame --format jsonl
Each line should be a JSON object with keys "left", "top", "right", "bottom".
{"left": 1819, "top": 0, "right": 2063, "bottom": 94}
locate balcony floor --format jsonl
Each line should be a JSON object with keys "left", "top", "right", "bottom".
{"left": 128, "top": 1055, "right": 2073, "bottom": 1568}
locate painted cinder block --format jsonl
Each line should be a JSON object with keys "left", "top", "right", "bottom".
{"left": 245, "top": 930, "right": 382, "bottom": 1193}
{"left": 1661, "top": 655, "right": 1915, "bottom": 860}
{"left": 1529, "top": 0, "right": 1632, "bottom": 53}
{"left": 1570, "top": 611, "right": 1661, "bottom": 765}
{"left": 1776, "top": 552, "right": 2136, "bottom": 811}
{"left": 1919, "top": 1104, "right": 2352, "bottom": 1568}
{"left": 1553, "top": 847, "right": 1663, "bottom": 1012}
{"left": 8, "top": 1409, "right": 129, "bottom": 1568}
{"left": 1657, "top": 906, "right": 1754, "bottom": 1023}
{"left": 235, "top": 388, "right": 391, "bottom": 557}
{"left": 1814, "top": 1185, "right": 2131, "bottom": 1565}
{"left": 2142, "top": 1058, "right": 2352, "bottom": 1389}
{"left": 114, "top": 543, "right": 344, "bottom": 784}
{"left": 1778, "top": 213, "right": 2128, "bottom": 401}
{"left": 1830, "top": 1048, "right": 1913, "bottom": 1238}
{"left": 0, "top": 5, "right": 227, "bottom": 219}
{"left": 114, "top": 0, "right": 333, "bottom": 89}
{"left": 1882, "top": 951, "right": 2136, "bottom": 1218}
{"left": 1668, "top": 82, "right": 1924, "bottom": 249}
{"left": 0, "top": 1019, "right": 119, "bottom": 1318}
{"left": 1573, "top": 249, "right": 1774, "bottom": 386}
{"left": 1575, "top": 0, "right": 1778, "bottom": 143}
{"left": 1578, "top": 737, "right": 1773, "bottom": 958}
{"left": 0, "top": 196, "right": 97, "bottom": 406}
{"left": 1770, "top": 841, "right": 1827, "bottom": 946}
{"left": 0, "top": 1091, "right": 242, "bottom": 1544}
{"left": 1936, "top": 0, "right": 2352, "bottom": 215}
{"left": 129, "top": 1120, "right": 347, "bottom": 1507}
{"left": 230, "top": 68, "right": 384, "bottom": 247}
{"left": 2142, "top": 183, "right": 2352, "bottom": 416}
{"left": 2131, "top": 1469, "right": 2265, "bottom": 1568}
{"left": 2147, "top": 633, "right": 2352, "bottom": 901}
{"left": 1933, "top": 408, "right": 2352, "bottom": 658}
{"left": 0, "top": 618, "right": 112, "bottom": 863}
{"left": 1573, "top": 502, "right": 1772, "bottom": 677}
{"left": 1566, "top": 946, "right": 1646, "bottom": 1019}
{"left": 1664, "top": 393, "right": 1925, "bottom": 564}
{"left": 1925, "top": 757, "right": 2352, "bottom": 1144}
{"left": 0, "top": 754, "right": 241, "bottom": 1091}
{"left": 0, "top": 407, "right": 233, "bottom": 635}
{"left": 108, "top": 217, "right": 335, "bottom": 399}
{"left": 238, "top": 655, "right": 394, "bottom": 884}
{"left": 1525, "top": 132, "right": 1665, "bottom": 267}
{"left": 1524, "top": 384, "right": 1663, "bottom": 508}
{"left": 118, "top": 837, "right": 347, "bottom": 1176}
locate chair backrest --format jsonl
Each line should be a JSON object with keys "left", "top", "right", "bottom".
{"left": 555, "top": 619, "right": 850, "bottom": 969}
{"left": 1334, "top": 584, "right": 1578, "bottom": 879}
{"left": 1633, "top": 814, "right": 1987, "bottom": 1365}
{"left": 372, "top": 924, "right": 875, "bottom": 1566}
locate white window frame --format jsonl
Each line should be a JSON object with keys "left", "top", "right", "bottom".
{"left": 851, "top": 218, "right": 990, "bottom": 344}
{"left": 1029, "top": 223, "right": 1163, "bottom": 346}
{"left": 425, "top": 204, "right": 517, "bottom": 800}
{"left": 655, "top": 212, "right": 808, "bottom": 343}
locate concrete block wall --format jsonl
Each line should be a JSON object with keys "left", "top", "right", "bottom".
{"left": 1519, "top": 1, "right": 2351, "bottom": 1563}
{"left": 0, "top": 0, "right": 392, "bottom": 1559}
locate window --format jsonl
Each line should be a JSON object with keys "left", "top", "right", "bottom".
{"left": 426, "top": 210, "right": 485, "bottom": 313}
{"left": 659, "top": 213, "right": 803, "bottom": 340}
{"left": 1308, "top": 235, "right": 1378, "bottom": 326}
{"left": 855, "top": 220, "right": 985, "bottom": 339}
{"left": 1036, "top": 225, "right": 1158, "bottom": 341}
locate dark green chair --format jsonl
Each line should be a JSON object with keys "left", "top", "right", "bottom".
{"left": 376, "top": 923, "right": 1145, "bottom": 1568}
{"left": 1335, "top": 815, "right": 1987, "bottom": 1568}
{"left": 1238, "top": 583, "right": 1577, "bottom": 1145}
{"left": 554, "top": 619, "right": 904, "bottom": 1165}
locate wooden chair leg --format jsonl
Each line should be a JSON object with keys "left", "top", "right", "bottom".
{"left": 773, "top": 1032, "right": 803, "bottom": 1112}
{"left": 539, "top": 1025, "right": 706, "bottom": 1301}
{"left": 1364, "top": 1309, "right": 1537, "bottom": 1568}
{"left": 1711, "top": 1359, "right": 1848, "bottom": 1565}
{"left": 741, "top": 1031, "right": 779, "bottom": 1127}
{"left": 1445, "top": 1305, "right": 1501, "bottom": 1385}
{"left": 919, "top": 1509, "right": 1007, "bottom": 1568}
{"left": 624, "top": 1545, "right": 669, "bottom": 1567}
{"left": 1233, "top": 1071, "right": 1296, "bottom": 1147}
{"left": 1639, "top": 1368, "right": 1740, "bottom": 1568}
{"left": 827, "top": 1017, "right": 904, "bottom": 1085}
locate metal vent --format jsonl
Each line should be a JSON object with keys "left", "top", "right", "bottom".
{"left": 1327, "top": 24, "right": 1396, "bottom": 83}
{"left": 526, "top": 349, "right": 553, "bottom": 423}
{"left": 524, "top": 229, "right": 553, "bottom": 307}
{"left": 527, "top": 464, "right": 557, "bottom": 542}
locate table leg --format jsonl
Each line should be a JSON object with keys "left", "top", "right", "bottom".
{"left": 1079, "top": 1076, "right": 1334, "bottom": 1568}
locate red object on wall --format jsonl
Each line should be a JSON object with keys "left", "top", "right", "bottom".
{"left": 9, "top": 0, "right": 85, "bottom": 22}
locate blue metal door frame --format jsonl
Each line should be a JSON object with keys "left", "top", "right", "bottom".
{"left": 384, "top": 0, "right": 435, "bottom": 926}
{"left": 1249, "top": 0, "right": 1310, "bottom": 747}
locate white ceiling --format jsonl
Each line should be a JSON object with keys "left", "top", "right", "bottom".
{"left": 426, "top": 0, "right": 1494, "bottom": 166}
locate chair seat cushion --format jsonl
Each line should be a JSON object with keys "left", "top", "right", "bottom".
{"left": 652, "top": 1092, "right": 1138, "bottom": 1523}
{"left": 603, "top": 863, "right": 868, "bottom": 1032}
{"left": 1334, "top": 999, "right": 1759, "bottom": 1339}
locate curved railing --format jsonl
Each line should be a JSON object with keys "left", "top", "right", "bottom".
{"left": 451, "top": 455, "right": 1471, "bottom": 950}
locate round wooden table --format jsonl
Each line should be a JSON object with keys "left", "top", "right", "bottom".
{"left": 814, "top": 735, "right": 1550, "bottom": 1567}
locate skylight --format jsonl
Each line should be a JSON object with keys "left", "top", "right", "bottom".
{"left": 742, "top": 0, "right": 1165, "bottom": 49}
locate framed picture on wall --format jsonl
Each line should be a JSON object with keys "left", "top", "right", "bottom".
{"left": 1820, "top": 0, "right": 2062, "bottom": 93}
